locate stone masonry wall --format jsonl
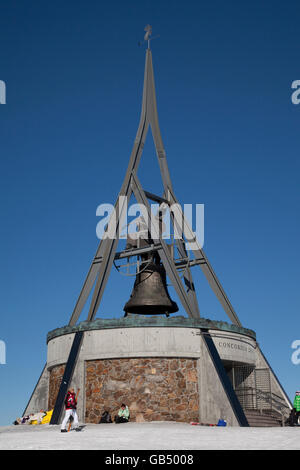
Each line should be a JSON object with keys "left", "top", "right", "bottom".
{"left": 48, "top": 365, "right": 65, "bottom": 410}
{"left": 85, "top": 357, "right": 199, "bottom": 423}
{"left": 47, "top": 358, "right": 199, "bottom": 423}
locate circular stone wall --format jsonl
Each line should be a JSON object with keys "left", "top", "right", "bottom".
{"left": 46, "top": 316, "right": 256, "bottom": 424}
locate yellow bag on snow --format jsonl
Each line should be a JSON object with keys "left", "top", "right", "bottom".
{"left": 41, "top": 410, "right": 53, "bottom": 424}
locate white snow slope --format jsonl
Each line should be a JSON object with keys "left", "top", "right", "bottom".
{"left": 0, "top": 422, "right": 300, "bottom": 450}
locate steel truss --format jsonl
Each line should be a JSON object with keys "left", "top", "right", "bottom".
{"left": 50, "top": 46, "right": 243, "bottom": 424}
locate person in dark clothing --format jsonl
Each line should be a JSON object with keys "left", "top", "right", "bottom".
{"left": 99, "top": 410, "right": 113, "bottom": 423}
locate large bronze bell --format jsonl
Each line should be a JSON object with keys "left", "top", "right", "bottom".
{"left": 124, "top": 260, "right": 179, "bottom": 316}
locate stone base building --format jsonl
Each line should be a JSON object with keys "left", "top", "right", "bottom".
{"left": 24, "top": 316, "right": 292, "bottom": 426}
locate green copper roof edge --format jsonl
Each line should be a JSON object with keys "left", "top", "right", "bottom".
{"left": 46, "top": 316, "right": 256, "bottom": 344}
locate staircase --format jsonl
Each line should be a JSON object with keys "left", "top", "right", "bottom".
{"left": 232, "top": 370, "right": 291, "bottom": 427}
{"left": 245, "top": 409, "right": 283, "bottom": 427}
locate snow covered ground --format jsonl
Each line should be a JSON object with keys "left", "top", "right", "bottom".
{"left": 0, "top": 422, "right": 300, "bottom": 450}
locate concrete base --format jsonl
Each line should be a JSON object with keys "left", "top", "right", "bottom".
{"left": 24, "top": 316, "right": 292, "bottom": 426}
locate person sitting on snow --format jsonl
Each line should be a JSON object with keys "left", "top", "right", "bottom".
{"left": 13, "top": 410, "right": 46, "bottom": 425}
{"left": 27, "top": 410, "right": 47, "bottom": 425}
{"left": 114, "top": 403, "right": 130, "bottom": 423}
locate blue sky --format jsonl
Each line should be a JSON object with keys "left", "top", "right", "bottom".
{"left": 0, "top": 0, "right": 299, "bottom": 426}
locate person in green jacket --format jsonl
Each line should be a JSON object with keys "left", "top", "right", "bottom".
{"left": 290, "top": 391, "right": 300, "bottom": 425}
{"left": 293, "top": 391, "right": 300, "bottom": 411}
{"left": 114, "top": 403, "right": 130, "bottom": 423}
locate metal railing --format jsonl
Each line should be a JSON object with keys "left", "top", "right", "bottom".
{"left": 235, "top": 386, "right": 291, "bottom": 426}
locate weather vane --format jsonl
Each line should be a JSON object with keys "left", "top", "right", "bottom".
{"left": 144, "top": 24, "right": 152, "bottom": 48}
{"left": 138, "top": 25, "right": 159, "bottom": 49}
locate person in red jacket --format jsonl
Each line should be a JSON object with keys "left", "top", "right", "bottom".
{"left": 61, "top": 388, "right": 79, "bottom": 432}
